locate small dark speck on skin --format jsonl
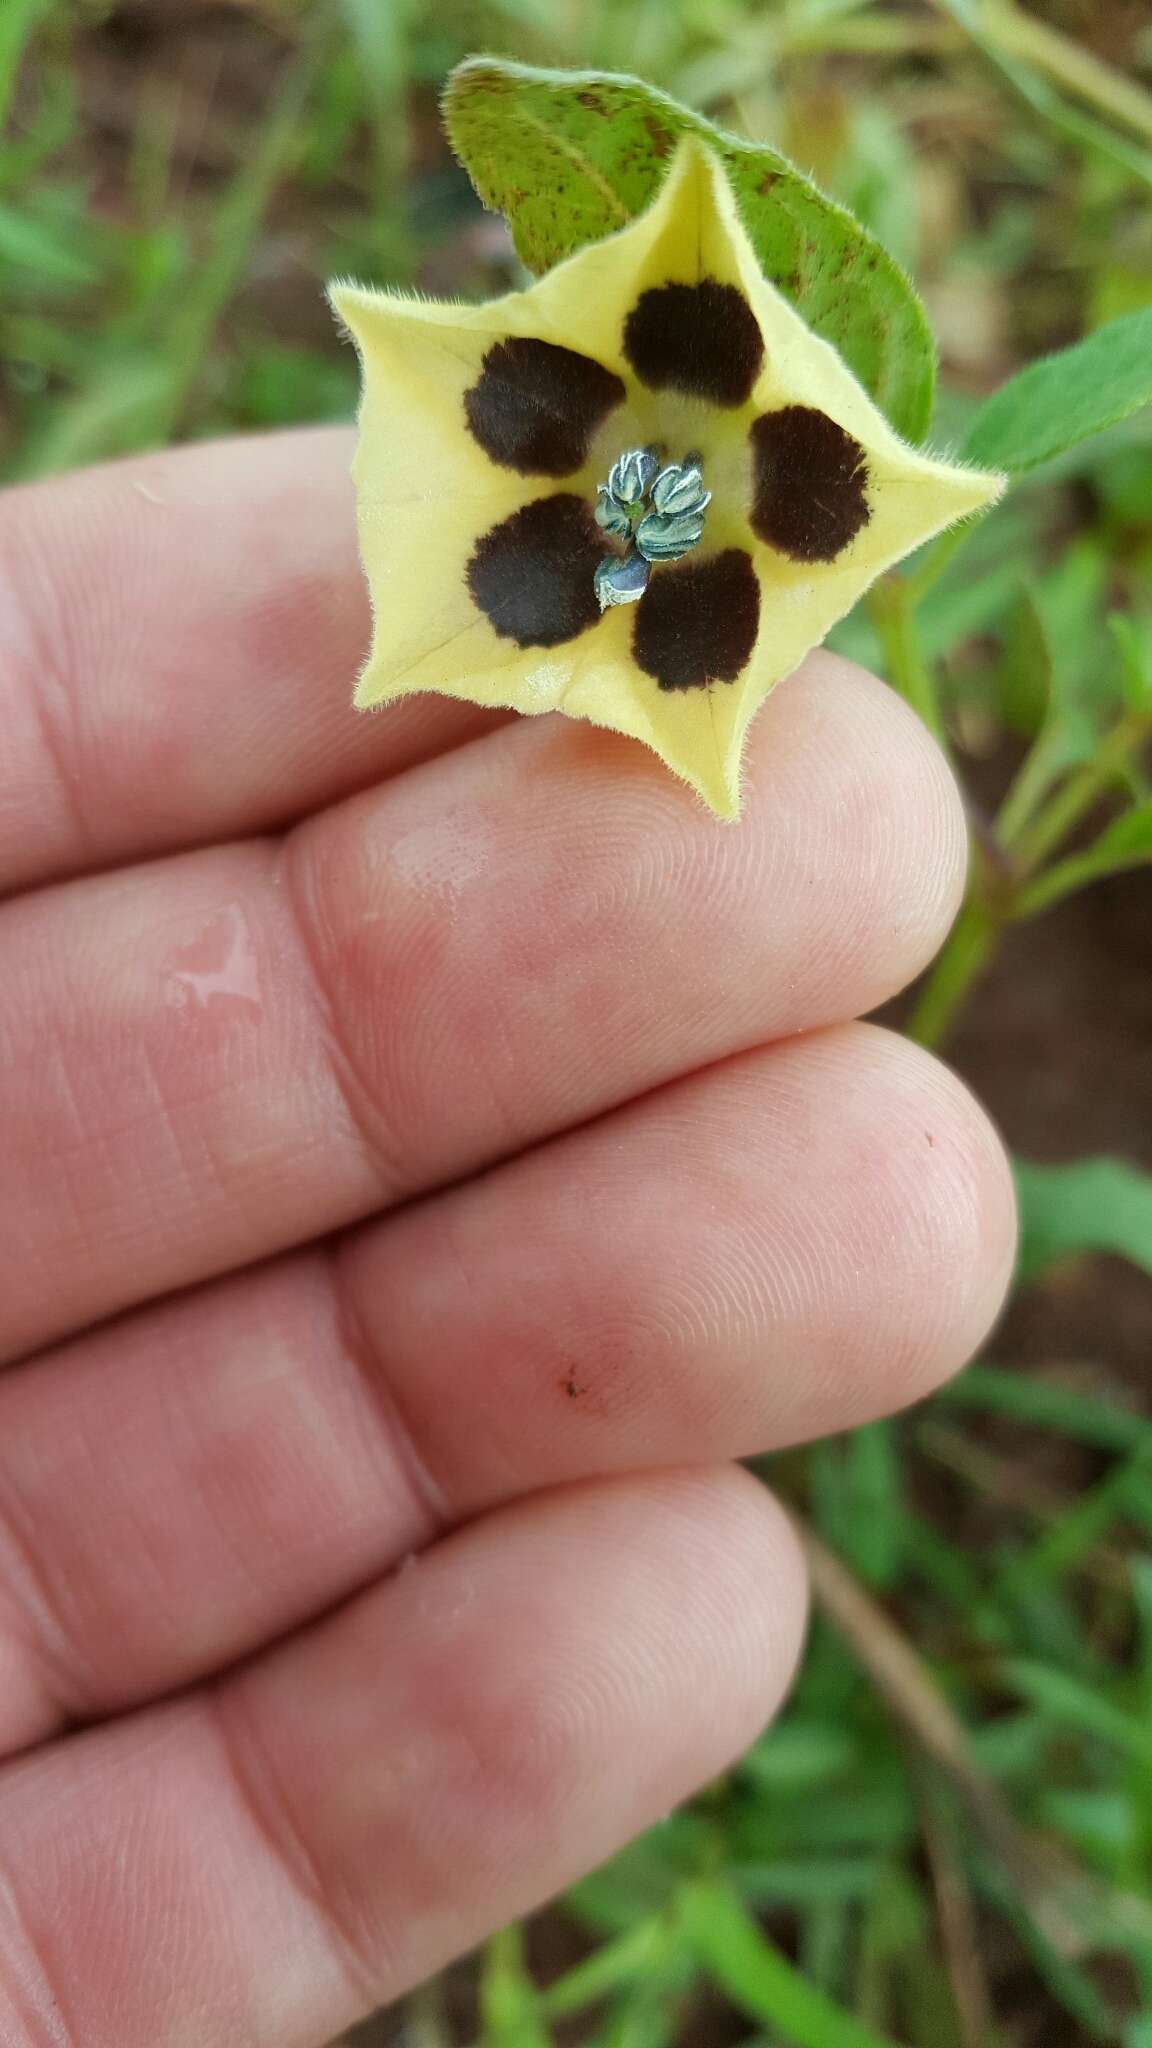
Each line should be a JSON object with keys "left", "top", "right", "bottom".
{"left": 925, "top": 1133, "right": 936, "bottom": 1148}
{"left": 564, "top": 1375, "right": 582, "bottom": 1399}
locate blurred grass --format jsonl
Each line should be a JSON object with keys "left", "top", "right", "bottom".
{"left": 5, "top": 4, "right": 1152, "bottom": 2045}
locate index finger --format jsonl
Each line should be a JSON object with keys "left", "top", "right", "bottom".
{"left": 0, "top": 430, "right": 505, "bottom": 896}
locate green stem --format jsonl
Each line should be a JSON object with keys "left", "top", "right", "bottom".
{"left": 907, "top": 896, "right": 996, "bottom": 1050}
{"left": 1013, "top": 846, "right": 1149, "bottom": 919}
{"left": 980, "top": 0, "right": 1152, "bottom": 147}
{"left": 1012, "top": 712, "right": 1147, "bottom": 874}
{"left": 904, "top": 522, "right": 973, "bottom": 607}
{"left": 994, "top": 722, "right": 1066, "bottom": 847}
{"left": 867, "top": 575, "right": 946, "bottom": 749}
{"left": 0, "top": 0, "right": 51, "bottom": 136}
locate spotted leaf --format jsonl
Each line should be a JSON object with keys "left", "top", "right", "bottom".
{"left": 444, "top": 57, "right": 936, "bottom": 445}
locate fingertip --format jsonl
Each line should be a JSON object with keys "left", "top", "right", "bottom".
{"left": 747, "top": 650, "right": 970, "bottom": 1008}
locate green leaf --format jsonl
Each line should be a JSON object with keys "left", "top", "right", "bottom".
{"left": 541, "top": 1922, "right": 667, "bottom": 2021}
{"left": 1089, "top": 802, "right": 1152, "bottom": 865}
{"left": 443, "top": 58, "right": 936, "bottom": 444}
{"left": 740, "top": 1720, "right": 858, "bottom": 1793}
{"left": 1015, "top": 1156, "right": 1152, "bottom": 1285}
{"left": 479, "top": 1923, "right": 554, "bottom": 2048}
{"left": 565, "top": 1815, "right": 705, "bottom": 1932}
{"left": 963, "top": 306, "right": 1152, "bottom": 474}
{"left": 0, "top": 0, "right": 52, "bottom": 135}
{"left": 995, "top": 586, "right": 1054, "bottom": 737}
{"left": 999, "top": 1660, "right": 1149, "bottom": 1756}
{"left": 0, "top": 200, "right": 96, "bottom": 284}
{"left": 1109, "top": 612, "right": 1152, "bottom": 714}
{"left": 682, "top": 1880, "right": 903, "bottom": 2048}
{"left": 945, "top": 1363, "right": 1152, "bottom": 1454}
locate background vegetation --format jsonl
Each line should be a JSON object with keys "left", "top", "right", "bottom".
{"left": 4, "top": 2, "right": 1152, "bottom": 2043}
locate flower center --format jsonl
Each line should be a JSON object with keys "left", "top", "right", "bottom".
{"left": 592, "top": 446, "right": 712, "bottom": 611}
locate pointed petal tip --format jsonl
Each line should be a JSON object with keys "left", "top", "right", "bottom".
{"left": 944, "top": 455, "right": 1009, "bottom": 523}
{"left": 352, "top": 666, "right": 406, "bottom": 713}
{"left": 671, "top": 743, "right": 744, "bottom": 822}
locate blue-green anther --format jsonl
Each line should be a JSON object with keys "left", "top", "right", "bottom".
{"left": 594, "top": 487, "right": 633, "bottom": 542}
{"left": 650, "top": 461, "right": 710, "bottom": 518}
{"left": 610, "top": 446, "right": 660, "bottom": 510}
{"left": 635, "top": 508, "right": 706, "bottom": 561}
{"left": 594, "top": 551, "right": 652, "bottom": 609}
{"left": 592, "top": 447, "right": 709, "bottom": 610}
{"left": 636, "top": 460, "right": 711, "bottom": 563}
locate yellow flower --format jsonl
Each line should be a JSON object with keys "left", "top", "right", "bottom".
{"left": 330, "top": 139, "right": 1002, "bottom": 819}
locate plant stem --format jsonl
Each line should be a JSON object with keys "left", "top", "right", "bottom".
{"left": 1011, "top": 711, "right": 1147, "bottom": 875}
{"left": 994, "top": 722, "right": 1066, "bottom": 847}
{"left": 867, "top": 574, "right": 946, "bottom": 750}
{"left": 980, "top": 0, "right": 1152, "bottom": 148}
{"left": 907, "top": 896, "right": 996, "bottom": 1050}
{"left": 904, "top": 521, "right": 973, "bottom": 607}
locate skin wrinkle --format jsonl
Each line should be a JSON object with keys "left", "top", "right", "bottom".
{"left": 0, "top": 474, "right": 150, "bottom": 885}
{"left": 274, "top": 835, "right": 418, "bottom": 1209}
{"left": 0, "top": 1016, "right": 1012, "bottom": 1775}
{"left": 0, "top": 1861, "right": 76, "bottom": 2048}
{"left": 0, "top": 1477, "right": 79, "bottom": 1750}
{"left": 0, "top": 658, "right": 967, "bottom": 1371}
{"left": 9, "top": 1695, "right": 344, "bottom": 2048}
{"left": 330, "top": 1249, "right": 453, "bottom": 1531}
{"left": 360, "top": 1024, "right": 1014, "bottom": 1504}
{"left": 205, "top": 1472, "right": 805, "bottom": 1996}
{"left": 0, "top": 1262, "right": 421, "bottom": 1741}
{"left": 206, "top": 1686, "right": 378, "bottom": 2018}
{"left": 0, "top": 432, "right": 521, "bottom": 896}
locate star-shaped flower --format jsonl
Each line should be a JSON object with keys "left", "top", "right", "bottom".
{"left": 330, "top": 139, "right": 1002, "bottom": 818}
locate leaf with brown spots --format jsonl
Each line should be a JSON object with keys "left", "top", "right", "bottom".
{"left": 443, "top": 56, "right": 936, "bottom": 444}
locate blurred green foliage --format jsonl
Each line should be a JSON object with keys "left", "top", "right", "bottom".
{"left": 5, "top": 3, "right": 1152, "bottom": 2044}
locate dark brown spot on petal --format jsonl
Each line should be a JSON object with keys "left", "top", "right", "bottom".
{"left": 633, "top": 550, "right": 759, "bottom": 691}
{"left": 623, "top": 279, "right": 764, "bottom": 407}
{"left": 467, "top": 494, "right": 604, "bottom": 648}
{"left": 749, "top": 404, "right": 871, "bottom": 561}
{"left": 464, "top": 338, "right": 624, "bottom": 477}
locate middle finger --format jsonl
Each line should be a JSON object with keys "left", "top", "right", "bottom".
{"left": 0, "top": 653, "right": 963, "bottom": 1362}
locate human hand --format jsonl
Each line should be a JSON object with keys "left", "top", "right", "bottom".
{"left": 0, "top": 429, "right": 1014, "bottom": 2047}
